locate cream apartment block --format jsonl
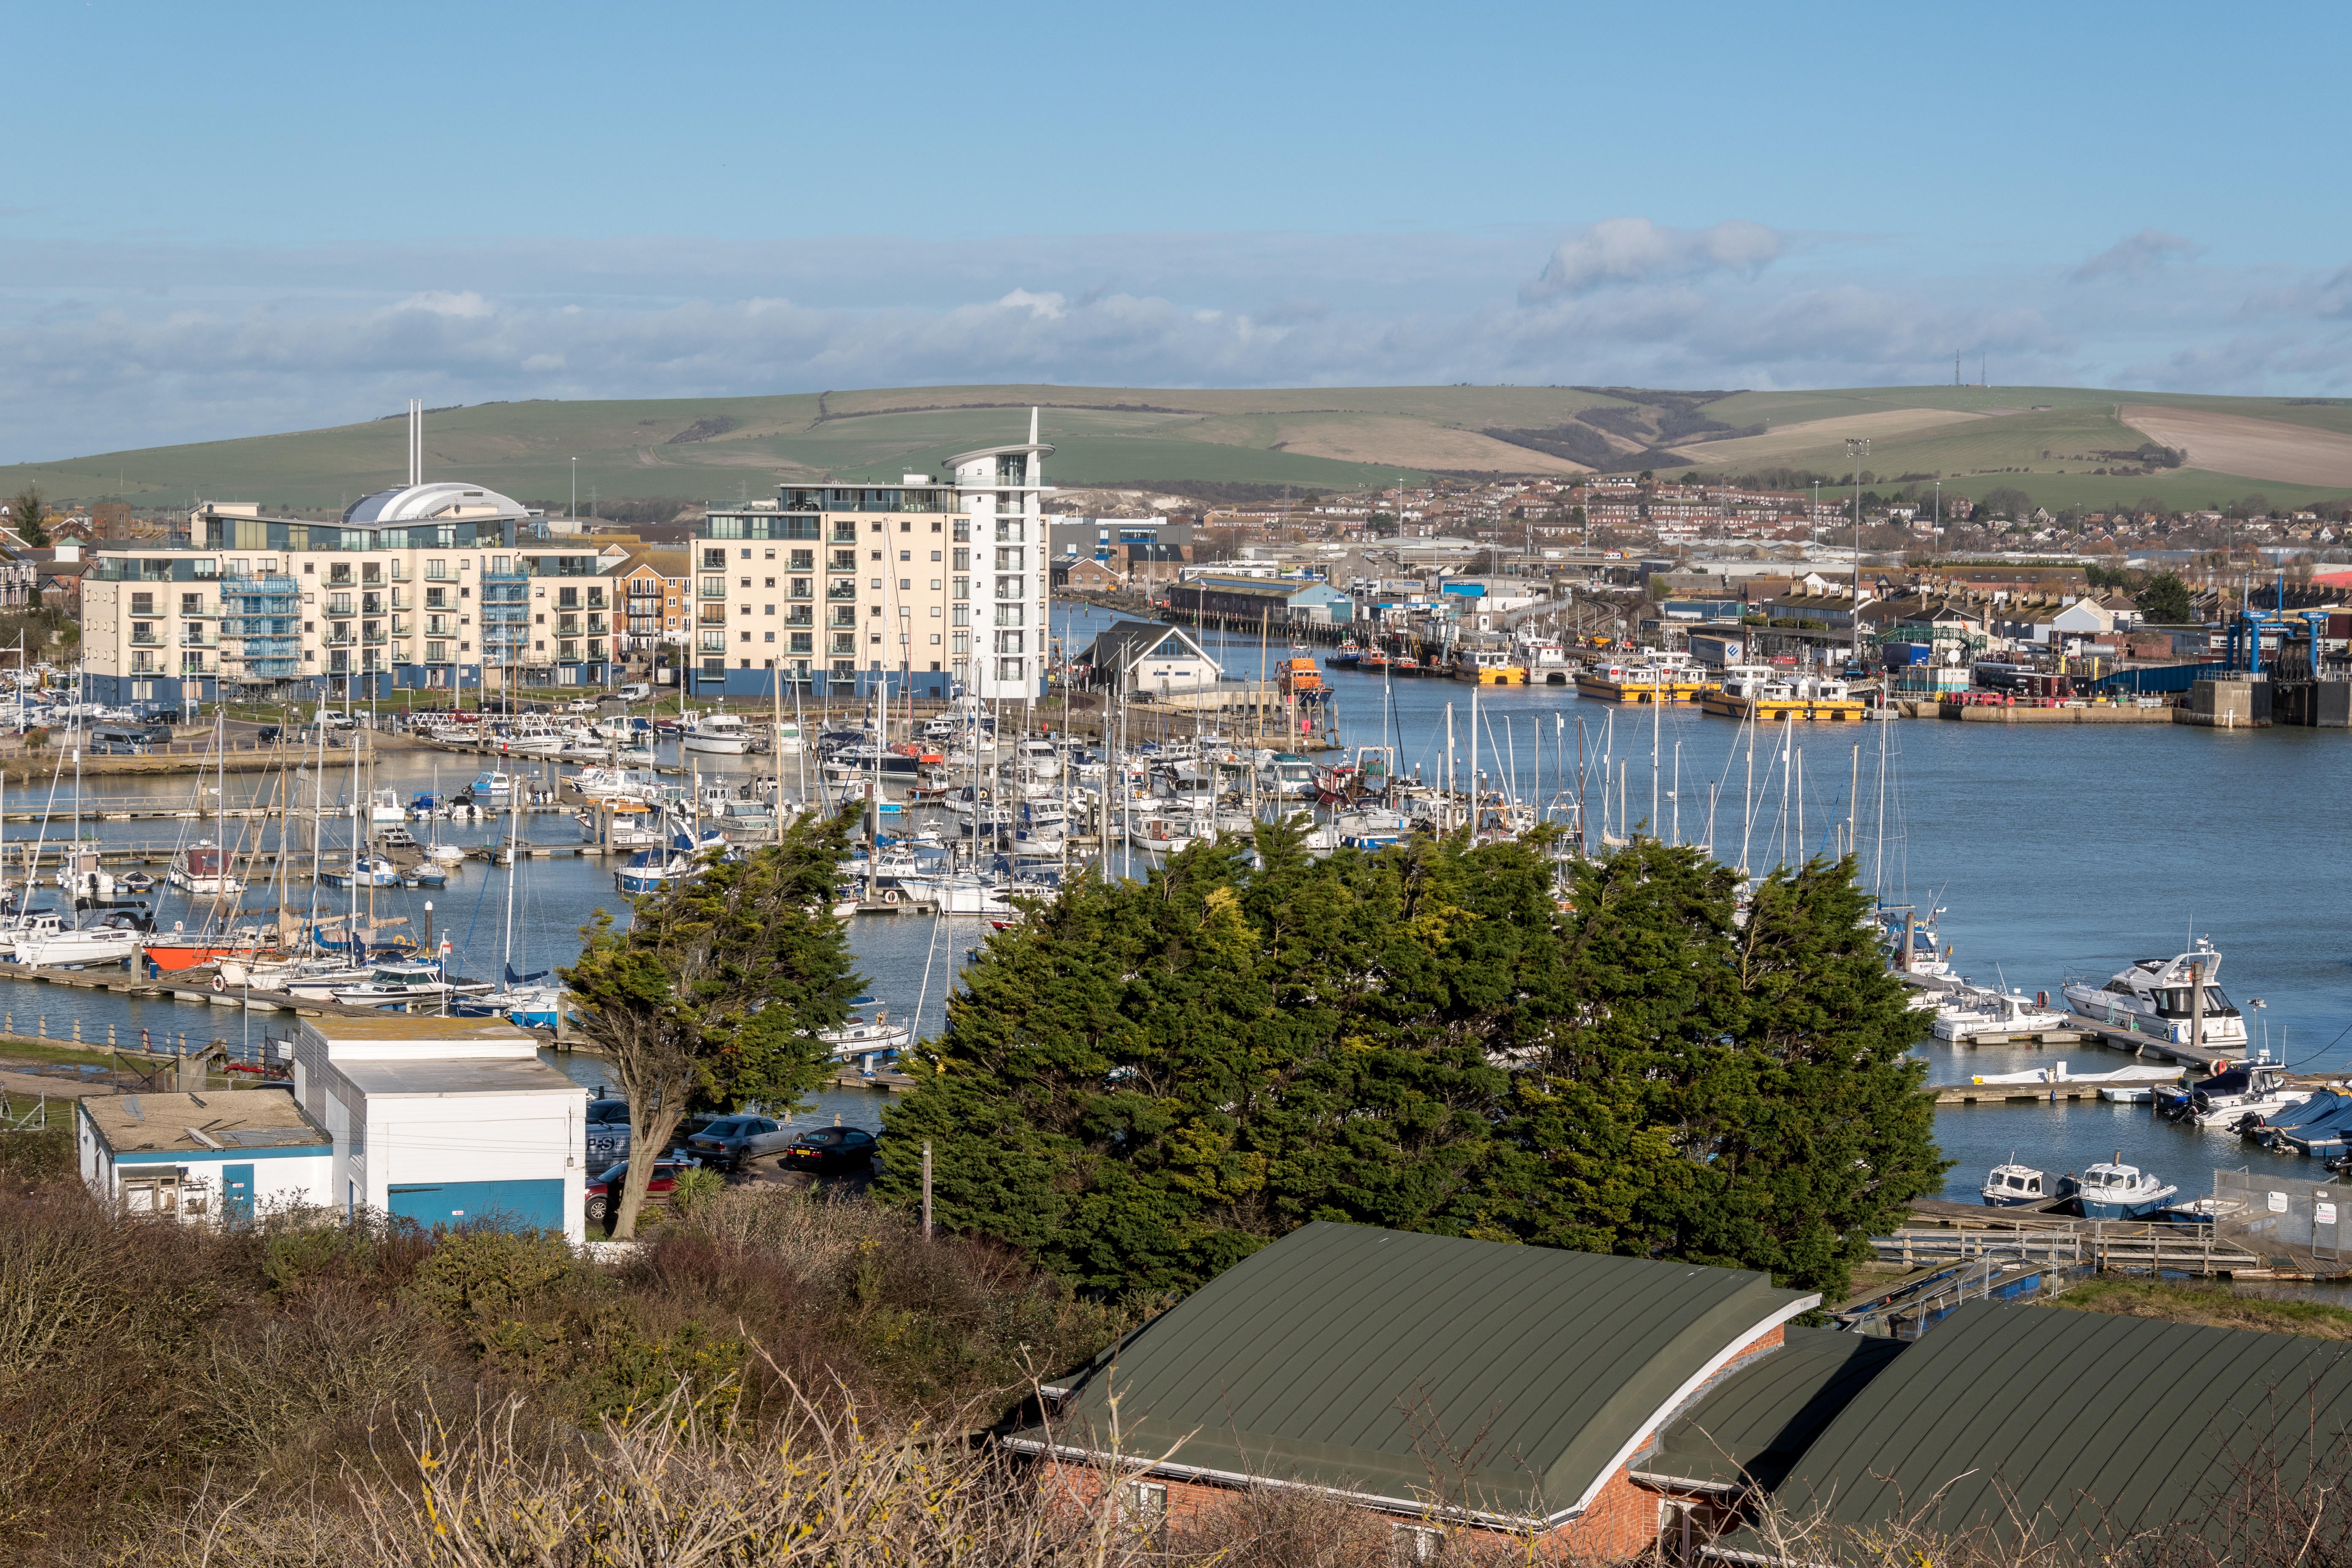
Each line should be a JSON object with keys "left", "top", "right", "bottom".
{"left": 692, "top": 419, "right": 1053, "bottom": 701}
{"left": 79, "top": 481, "right": 625, "bottom": 708}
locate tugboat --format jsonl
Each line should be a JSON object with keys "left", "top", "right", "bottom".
{"left": 2063, "top": 939, "right": 2247, "bottom": 1047}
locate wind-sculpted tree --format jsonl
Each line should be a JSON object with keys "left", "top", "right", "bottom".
{"left": 562, "top": 808, "right": 864, "bottom": 1237}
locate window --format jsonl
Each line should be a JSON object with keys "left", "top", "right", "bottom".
{"left": 899, "top": 578, "right": 911, "bottom": 591}
{"left": 995, "top": 657, "right": 1024, "bottom": 681}
{"left": 930, "top": 550, "right": 942, "bottom": 562}
{"left": 426, "top": 586, "right": 447, "bottom": 608}
{"left": 1119, "top": 1482, "right": 1167, "bottom": 1529}
{"left": 952, "top": 547, "right": 969, "bottom": 571}
{"left": 1391, "top": 1525, "right": 1441, "bottom": 1564}
{"left": 702, "top": 548, "right": 726, "bottom": 569}
{"left": 994, "top": 631, "right": 1024, "bottom": 654}
{"left": 899, "top": 550, "right": 910, "bottom": 562}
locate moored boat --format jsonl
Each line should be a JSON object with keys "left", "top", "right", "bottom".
{"left": 2066, "top": 1155, "right": 2178, "bottom": 1220}
{"left": 2062, "top": 939, "right": 2248, "bottom": 1048}
{"left": 1981, "top": 1160, "right": 2049, "bottom": 1207}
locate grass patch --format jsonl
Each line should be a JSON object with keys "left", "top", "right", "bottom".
{"left": 2047, "top": 1277, "right": 2352, "bottom": 1339}
{"left": 0, "top": 1041, "right": 118, "bottom": 1069}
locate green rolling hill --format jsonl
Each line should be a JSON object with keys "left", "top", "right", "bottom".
{"left": 8, "top": 383, "right": 2352, "bottom": 514}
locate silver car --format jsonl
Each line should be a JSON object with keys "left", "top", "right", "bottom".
{"left": 684, "top": 1115, "right": 795, "bottom": 1170}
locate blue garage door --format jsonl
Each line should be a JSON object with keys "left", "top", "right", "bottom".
{"left": 387, "top": 1179, "right": 566, "bottom": 1233}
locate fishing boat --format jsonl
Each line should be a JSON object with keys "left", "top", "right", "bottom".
{"left": 166, "top": 842, "right": 244, "bottom": 897}
{"left": 2062, "top": 940, "right": 2247, "bottom": 1048}
{"left": 1981, "top": 1160, "right": 2050, "bottom": 1208}
{"left": 2066, "top": 1156, "right": 2178, "bottom": 1220}
{"left": 1325, "top": 642, "right": 1363, "bottom": 669}
{"left": 681, "top": 710, "right": 754, "bottom": 754}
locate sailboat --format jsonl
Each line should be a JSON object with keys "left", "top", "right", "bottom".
{"left": 458, "top": 775, "right": 569, "bottom": 1028}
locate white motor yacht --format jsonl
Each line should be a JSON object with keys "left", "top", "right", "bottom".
{"left": 820, "top": 1009, "right": 913, "bottom": 1061}
{"left": 1930, "top": 987, "right": 2070, "bottom": 1042}
{"left": 166, "top": 842, "right": 245, "bottom": 897}
{"left": 16, "top": 924, "right": 140, "bottom": 967}
{"left": 682, "top": 710, "right": 754, "bottom": 754}
{"left": 2063, "top": 939, "right": 2247, "bottom": 1047}
{"left": 331, "top": 961, "right": 492, "bottom": 1008}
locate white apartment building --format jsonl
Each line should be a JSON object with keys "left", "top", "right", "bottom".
{"left": 79, "top": 482, "right": 625, "bottom": 709}
{"left": 694, "top": 415, "right": 1052, "bottom": 702}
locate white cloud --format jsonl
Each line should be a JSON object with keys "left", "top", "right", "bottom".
{"left": 1521, "top": 218, "right": 1780, "bottom": 302}
{"left": 2071, "top": 229, "right": 2200, "bottom": 282}
{"left": 5, "top": 218, "right": 2352, "bottom": 462}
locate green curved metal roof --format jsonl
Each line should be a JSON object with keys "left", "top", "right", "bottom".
{"left": 1639, "top": 1326, "right": 1906, "bottom": 1492}
{"left": 1021, "top": 1222, "right": 1816, "bottom": 1525}
{"left": 1751, "top": 1300, "right": 2352, "bottom": 1552}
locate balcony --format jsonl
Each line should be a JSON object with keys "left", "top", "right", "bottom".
{"left": 180, "top": 631, "right": 220, "bottom": 648}
{"left": 786, "top": 607, "right": 812, "bottom": 626}
{"left": 826, "top": 581, "right": 858, "bottom": 602}
{"left": 587, "top": 615, "right": 606, "bottom": 634}
{"left": 830, "top": 634, "right": 856, "bottom": 655}
{"left": 130, "top": 632, "right": 162, "bottom": 648}
{"left": 697, "top": 608, "right": 727, "bottom": 627}
{"left": 830, "top": 525, "right": 856, "bottom": 544}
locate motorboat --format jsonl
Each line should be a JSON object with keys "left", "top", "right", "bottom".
{"left": 118, "top": 871, "right": 155, "bottom": 894}
{"left": 469, "top": 770, "right": 514, "bottom": 799}
{"left": 1981, "top": 1161, "right": 2050, "bottom": 1208}
{"left": 1255, "top": 752, "right": 1317, "bottom": 800}
{"left": 2066, "top": 1157, "right": 2178, "bottom": 1221}
{"left": 329, "top": 960, "right": 493, "bottom": 1008}
{"left": 2159, "top": 1056, "right": 2311, "bottom": 1130}
{"left": 2062, "top": 939, "right": 2247, "bottom": 1048}
{"left": 1878, "top": 905, "right": 1951, "bottom": 978}
{"left": 893, "top": 874, "right": 1013, "bottom": 915}
{"left": 682, "top": 710, "right": 753, "bottom": 755}
{"left": 1930, "top": 987, "right": 2069, "bottom": 1042}
{"left": 493, "top": 719, "right": 565, "bottom": 756}
{"left": 319, "top": 853, "right": 401, "bottom": 890}
{"left": 615, "top": 848, "right": 703, "bottom": 896}
{"left": 14, "top": 918, "right": 141, "bottom": 967}
{"left": 820, "top": 1007, "right": 913, "bottom": 1061}
{"left": 281, "top": 965, "right": 378, "bottom": 1000}
{"left": 367, "top": 787, "right": 407, "bottom": 825}
{"left": 2246, "top": 1090, "right": 2352, "bottom": 1155}
{"left": 166, "top": 842, "right": 244, "bottom": 897}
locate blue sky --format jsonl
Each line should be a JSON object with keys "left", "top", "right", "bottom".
{"left": 7, "top": 0, "right": 2351, "bottom": 457}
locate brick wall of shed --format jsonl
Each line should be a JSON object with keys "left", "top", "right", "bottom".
{"left": 1034, "top": 1320, "right": 1788, "bottom": 1563}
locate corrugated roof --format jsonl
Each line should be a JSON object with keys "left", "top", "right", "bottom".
{"left": 1020, "top": 1223, "right": 1816, "bottom": 1525}
{"left": 82, "top": 1086, "right": 329, "bottom": 1157}
{"left": 1746, "top": 1301, "right": 2352, "bottom": 1552}
{"left": 1638, "top": 1327, "right": 1905, "bottom": 1492}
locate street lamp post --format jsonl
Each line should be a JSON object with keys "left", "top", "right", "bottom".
{"left": 1847, "top": 438, "right": 1870, "bottom": 669}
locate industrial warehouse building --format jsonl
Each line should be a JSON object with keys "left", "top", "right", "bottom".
{"left": 289, "top": 1015, "right": 587, "bottom": 1241}
{"left": 1012, "top": 1223, "right": 2352, "bottom": 1561}
{"left": 1165, "top": 574, "right": 1354, "bottom": 626}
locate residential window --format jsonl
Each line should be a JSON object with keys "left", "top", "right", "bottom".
{"left": 702, "top": 548, "right": 726, "bottom": 569}
{"left": 1120, "top": 1482, "right": 1167, "bottom": 1530}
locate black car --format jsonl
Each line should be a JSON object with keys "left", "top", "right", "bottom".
{"left": 255, "top": 726, "right": 282, "bottom": 745}
{"left": 782, "top": 1126, "right": 879, "bottom": 1173}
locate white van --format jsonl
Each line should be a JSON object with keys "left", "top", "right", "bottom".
{"left": 615, "top": 682, "right": 653, "bottom": 703}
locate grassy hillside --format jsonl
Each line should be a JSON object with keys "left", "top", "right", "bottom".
{"left": 8, "top": 382, "right": 2352, "bottom": 513}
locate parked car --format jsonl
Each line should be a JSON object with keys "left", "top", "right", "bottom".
{"left": 616, "top": 682, "right": 653, "bottom": 703}
{"left": 781, "top": 1125, "right": 879, "bottom": 1173}
{"left": 254, "top": 725, "right": 282, "bottom": 745}
{"left": 583, "top": 1157, "right": 700, "bottom": 1224}
{"left": 685, "top": 1114, "right": 795, "bottom": 1170}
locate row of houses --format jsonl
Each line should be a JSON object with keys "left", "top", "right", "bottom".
{"left": 1022, "top": 1221, "right": 2352, "bottom": 1561}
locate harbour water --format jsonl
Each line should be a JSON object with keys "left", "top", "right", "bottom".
{"left": 8, "top": 606, "right": 2349, "bottom": 1202}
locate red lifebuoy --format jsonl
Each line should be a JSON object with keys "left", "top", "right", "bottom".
{"left": 211, "top": 973, "right": 226, "bottom": 992}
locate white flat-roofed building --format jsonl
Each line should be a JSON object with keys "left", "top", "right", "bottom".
{"left": 694, "top": 410, "right": 1053, "bottom": 702}
{"left": 77, "top": 1087, "right": 332, "bottom": 1222}
{"left": 290, "top": 1015, "right": 587, "bottom": 1241}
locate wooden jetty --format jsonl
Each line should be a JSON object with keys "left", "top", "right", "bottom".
{"left": 1885, "top": 1198, "right": 2273, "bottom": 1278}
